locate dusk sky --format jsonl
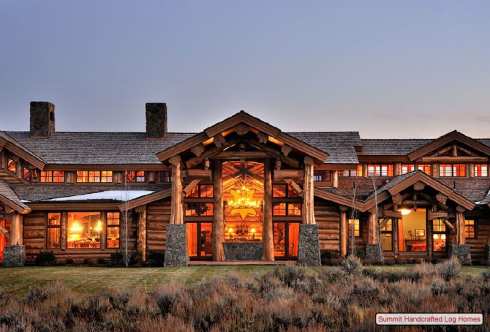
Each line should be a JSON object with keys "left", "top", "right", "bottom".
{"left": 1, "top": 1, "right": 489, "bottom": 137}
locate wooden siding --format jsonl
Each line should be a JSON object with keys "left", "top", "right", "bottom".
{"left": 466, "top": 209, "right": 490, "bottom": 264}
{"left": 146, "top": 198, "right": 171, "bottom": 253}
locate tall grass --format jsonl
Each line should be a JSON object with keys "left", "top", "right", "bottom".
{"left": 0, "top": 259, "right": 488, "bottom": 331}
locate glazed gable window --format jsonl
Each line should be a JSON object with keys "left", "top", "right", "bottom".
{"left": 40, "top": 171, "right": 65, "bottom": 183}
{"left": 46, "top": 213, "right": 61, "bottom": 249}
{"left": 7, "top": 159, "right": 17, "bottom": 173}
{"left": 126, "top": 171, "right": 145, "bottom": 183}
{"left": 473, "top": 164, "right": 488, "bottom": 177}
{"left": 439, "top": 164, "right": 466, "bottom": 177}
{"left": 76, "top": 171, "right": 112, "bottom": 183}
{"left": 67, "top": 212, "right": 102, "bottom": 249}
{"left": 367, "top": 164, "right": 394, "bottom": 177}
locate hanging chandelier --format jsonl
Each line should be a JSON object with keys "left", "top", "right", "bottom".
{"left": 227, "top": 182, "right": 261, "bottom": 210}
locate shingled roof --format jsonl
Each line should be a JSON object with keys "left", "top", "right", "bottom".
{"left": 0, "top": 180, "right": 31, "bottom": 213}
{"left": 5, "top": 131, "right": 194, "bottom": 165}
{"left": 288, "top": 132, "right": 361, "bottom": 164}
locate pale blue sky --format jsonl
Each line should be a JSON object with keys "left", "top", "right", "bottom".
{"left": 1, "top": 1, "right": 489, "bottom": 137}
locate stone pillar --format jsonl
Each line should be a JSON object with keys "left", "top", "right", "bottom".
{"left": 298, "top": 157, "right": 321, "bottom": 266}
{"left": 263, "top": 159, "right": 274, "bottom": 261}
{"left": 212, "top": 160, "right": 225, "bottom": 261}
{"left": 3, "top": 213, "right": 25, "bottom": 267}
{"left": 450, "top": 208, "right": 471, "bottom": 265}
{"left": 164, "top": 156, "right": 187, "bottom": 267}
{"left": 339, "top": 207, "right": 348, "bottom": 257}
{"left": 365, "top": 211, "right": 383, "bottom": 264}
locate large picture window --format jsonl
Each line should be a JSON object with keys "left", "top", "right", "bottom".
{"left": 67, "top": 212, "right": 102, "bottom": 248}
{"left": 46, "top": 213, "right": 61, "bottom": 249}
{"left": 106, "top": 212, "right": 120, "bottom": 249}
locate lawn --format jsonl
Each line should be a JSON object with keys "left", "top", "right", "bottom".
{"left": 0, "top": 264, "right": 488, "bottom": 296}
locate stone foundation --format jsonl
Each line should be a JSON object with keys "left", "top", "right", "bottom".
{"left": 224, "top": 242, "right": 263, "bottom": 260}
{"left": 3, "top": 245, "right": 26, "bottom": 267}
{"left": 164, "top": 224, "right": 188, "bottom": 267}
{"left": 365, "top": 244, "right": 384, "bottom": 264}
{"left": 449, "top": 244, "right": 471, "bottom": 265}
{"left": 297, "top": 224, "right": 321, "bottom": 266}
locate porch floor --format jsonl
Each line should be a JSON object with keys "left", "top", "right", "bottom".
{"left": 189, "top": 260, "right": 296, "bottom": 266}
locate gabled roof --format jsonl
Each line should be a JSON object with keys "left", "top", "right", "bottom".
{"left": 407, "top": 130, "right": 490, "bottom": 161}
{"left": 157, "top": 111, "right": 329, "bottom": 163}
{"left": 0, "top": 132, "right": 45, "bottom": 169}
{"left": 478, "top": 190, "right": 490, "bottom": 206}
{"left": 0, "top": 180, "right": 31, "bottom": 214}
{"left": 363, "top": 171, "right": 475, "bottom": 211}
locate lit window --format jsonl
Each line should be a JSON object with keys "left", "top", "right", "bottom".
{"left": 47, "top": 213, "right": 61, "bottom": 249}
{"left": 23, "top": 168, "right": 32, "bottom": 181}
{"left": 380, "top": 219, "right": 392, "bottom": 251}
{"left": 342, "top": 169, "right": 360, "bottom": 177}
{"left": 188, "top": 184, "right": 213, "bottom": 198}
{"left": 416, "top": 164, "right": 432, "bottom": 175}
{"left": 287, "top": 203, "right": 302, "bottom": 216}
{"left": 127, "top": 171, "right": 145, "bottom": 183}
{"left": 67, "top": 212, "right": 102, "bottom": 249}
{"left": 432, "top": 219, "right": 446, "bottom": 252}
{"left": 101, "top": 171, "right": 113, "bottom": 183}
{"left": 367, "top": 164, "right": 394, "bottom": 177}
{"left": 40, "top": 171, "right": 65, "bottom": 183}
{"left": 273, "top": 185, "right": 287, "bottom": 198}
{"left": 464, "top": 220, "right": 476, "bottom": 239}
{"left": 349, "top": 219, "right": 360, "bottom": 237}
{"left": 185, "top": 203, "right": 214, "bottom": 217}
{"left": 400, "top": 164, "right": 415, "bottom": 174}
{"left": 313, "top": 174, "right": 323, "bottom": 182}
{"left": 473, "top": 164, "right": 488, "bottom": 177}
{"left": 439, "top": 164, "right": 466, "bottom": 177}
{"left": 7, "top": 159, "right": 17, "bottom": 173}
{"left": 106, "top": 212, "right": 120, "bottom": 249}
{"left": 273, "top": 203, "right": 287, "bottom": 216}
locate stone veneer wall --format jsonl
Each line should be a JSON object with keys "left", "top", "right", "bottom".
{"left": 297, "top": 224, "right": 321, "bottom": 266}
{"left": 164, "top": 224, "right": 188, "bottom": 267}
{"left": 224, "top": 242, "right": 263, "bottom": 260}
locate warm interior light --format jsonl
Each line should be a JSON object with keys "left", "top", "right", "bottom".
{"left": 399, "top": 208, "right": 412, "bottom": 216}
{"left": 251, "top": 228, "right": 256, "bottom": 234}
{"left": 94, "top": 220, "right": 103, "bottom": 233}
{"left": 70, "top": 221, "right": 83, "bottom": 233}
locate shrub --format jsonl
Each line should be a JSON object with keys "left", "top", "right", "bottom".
{"left": 341, "top": 255, "right": 363, "bottom": 275}
{"left": 25, "top": 287, "right": 48, "bottom": 304}
{"left": 109, "top": 251, "right": 124, "bottom": 266}
{"left": 272, "top": 266, "right": 306, "bottom": 287}
{"left": 147, "top": 251, "right": 165, "bottom": 267}
{"left": 431, "top": 278, "right": 449, "bottom": 295}
{"left": 436, "top": 257, "right": 461, "bottom": 281}
{"left": 34, "top": 251, "right": 56, "bottom": 266}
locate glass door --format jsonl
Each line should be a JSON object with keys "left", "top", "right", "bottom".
{"left": 273, "top": 222, "right": 300, "bottom": 259}
{"left": 186, "top": 222, "right": 213, "bottom": 260}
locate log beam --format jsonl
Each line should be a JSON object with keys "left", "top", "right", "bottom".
{"left": 183, "top": 179, "right": 201, "bottom": 197}
{"left": 284, "top": 178, "right": 303, "bottom": 196}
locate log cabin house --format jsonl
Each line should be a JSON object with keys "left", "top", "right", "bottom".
{"left": 0, "top": 101, "right": 489, "bottom": 266}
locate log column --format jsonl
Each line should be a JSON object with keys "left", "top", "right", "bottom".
{"left": 213, "top": 160, "right": 225, "bottom": 261}
{"left": 263, "top": 159, "right": 274, "bottom": 261}
{"left": 297, "top": 157, "right": 321, "bottom": 265}
{"left": 366, "top": 210, "right": 383, "bottom": 263}
{"left": 367, "top": 211, "right": 378, "bottom": 245}
{"left": 9, "top": 213, "right": 23, "bottom": 246}
{"left": 3, "top": 213, "right": 25, "bottom": 267}
{"left": 339, "top": 207, "right": 348, "bottom": 257}
{"left": 451, "top": 206, "right": 471, "bottom": 264}
{"left": 164, "top": 156, "right": 188, "bottom": 267}
{"left": 136, "top": 206, "right": 147, "bottom": 262}
{"left": 456, "top": 208, "right": 465, "bottom": 246}
{"left": 302, "top": 157, "right": 315, "bottom": 225}
{"left": 169, "top": 156, "right": 184, "bottom": 225}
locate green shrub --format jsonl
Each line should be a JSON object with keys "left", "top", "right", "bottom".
{"left": 341, "top": 255, "right": 363, "bottom": 275}
{"left": 34, "top": 251, "right": 56, "bottom": 266}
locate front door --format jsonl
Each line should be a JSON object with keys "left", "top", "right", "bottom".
{"left": 273, "top": 222, "right": 300, "bottom": 259}
{"left": 186, "top": 222, "right": 213, "bottom": 260}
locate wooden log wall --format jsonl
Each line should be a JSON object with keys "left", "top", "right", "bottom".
{"left": 146, "top": 198, "right": 171, "bottom": 253}
{"left": 314, "top": 199, "right": 340, "bottom": 253}
{"left": 465, "top": 208, "right": 490, "bottom": 264}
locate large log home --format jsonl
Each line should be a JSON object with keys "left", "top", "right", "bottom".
{"left": 0, "top": 101, "right": 489, "bottom": 266}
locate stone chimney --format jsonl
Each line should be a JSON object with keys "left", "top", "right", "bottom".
{"left": 146, "top": 103, "right": 167, "bottom": 138}
{"left": 30, "top": 101, "right": 55, "bottom": 137}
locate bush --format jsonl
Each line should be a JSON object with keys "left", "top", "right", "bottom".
{"left": 147, "top": 251, "right": 165, "bottom": 267}
{"left": 34, "top": 251, "right": 56, "bottom": 266}
{"left": 272, "top": 266, "right": 306, "bottom": 287}
{"left": 436, "top": 257, "right": 461, "bottom": 281}
{"left": 341, "top": 255, "right": 363, "bottom": 275}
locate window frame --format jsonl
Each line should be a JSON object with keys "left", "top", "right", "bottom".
{"left": 348, "top": 218, "right": 361, "bottom": 238}
{"left": 473, "top": 164, "right": 488, "bottom": 177}
{"left": 106, "top": 211, "right": 120, "bottom": 249}
{"left": 432, "top": 218, "right": 447, "bottom": 252}
{"left": 439, "top": 164, "right": 467, "bottom": 177}
{"left": 379, "top": 218, "right": 393, "bottom": 252}
{"left": 464, "top": 219, "right": 476, "bottom": 239}
{"left": 46, "top": 213, "right": 62, "bottom": 249}
{"left": 66, "top": 211, "right": 103, "bottom": 249}
{"left": 40, "top": 170, "right": 65, "bottom": 183}
{"left": 367, "top": 164, "right": 394, "bottom": 177}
